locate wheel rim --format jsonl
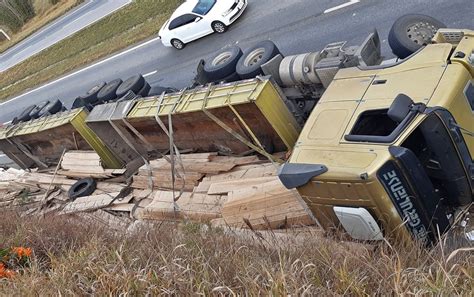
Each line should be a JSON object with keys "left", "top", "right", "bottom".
{"left": 173, "top": 40, "right": 183, "bottom": 49}
{"left": 212, "top": 52, "right": 232, "bottom": 66}
{"left": 406, "top": 22, "right": 439, "bottom": 46}
{"left": 244, "top": 48, "right": 265, "bottom": 67}
{"left": 214, "top": 22, "right": 225, "bottom": 33}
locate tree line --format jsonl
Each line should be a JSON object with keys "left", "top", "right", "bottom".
{"left": 0, "top": 0, "right": 60, "bottom": 33}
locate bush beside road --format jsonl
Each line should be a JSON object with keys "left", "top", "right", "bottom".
{"left": 0, "top": 0, "right": 183, "bottom": 102}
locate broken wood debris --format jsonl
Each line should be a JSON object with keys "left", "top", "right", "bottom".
{"left": 0, "top": 151, "right": 316, "bottom": 231}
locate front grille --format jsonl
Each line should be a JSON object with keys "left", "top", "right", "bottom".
{"left": 230, "top": 9, "right": 241, "bottom": 22}
{"left": 229, "top": 0, "right": 246, "bottom": 22}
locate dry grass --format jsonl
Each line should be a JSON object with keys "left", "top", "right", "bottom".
{"left": 0, "top": 211, "right": 472, "bottom": 295}
{"left": 0, "top": 0, "right": 84, "bottom": 53}
{"left": 0, "top": 0, "right": 183, "bottom": 102}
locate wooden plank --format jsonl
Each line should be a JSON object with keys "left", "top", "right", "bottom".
{"left": 60, "top": 192, "right": 120, "bottom": 214}
{"left": 20, "top": 173, "right": 77, "bottom": 186}
{"left": 149, "top": 159, "right": 236, "bottom": 174}
{"left": 79, "top": 210, "right": 131, "bottom": 230}
{"left": 209, "top": 155, "right": 261, "bottom": 165}
{"left": 63, "top": 151, "right": 101, "bottom": 160}
{"left": 61, "top": 158, "right": 102, "bottom": 167}
{"left": 131, "top": 175, "right": 198, "bottom": 191}
{"left": 206, "top": 169, "right": 247, "bottom": 182}
{"left": 137, "top": 169, "right": 203, "bottom": 182}
{"left": 57, "top": 170, "right": 110, "bottom": 179}
{"left": 165, "top": 152, "right": 217, "bottom": 160}
{"left": 136, "top": 191, "right": 225, "bottom": 222}
{"left": 104, "top": 203, "right": 134, "bottom": 212}
{"left": 207, "top": 176, "right": 277, "bottom": 195}
{"left": 220, "top": 180, "right": 314, "bottom": 230}
{"left": 95, "top": 182, "right": 126, "bottom": 193}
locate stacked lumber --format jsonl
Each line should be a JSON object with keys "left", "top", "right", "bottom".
{"left": 131, "top": 153, "right": 262, "bottom": 191}
{"left": 133, "top": 154, "right": 264, "bottom": 222}
{"left": 60, "top": 151, "right": 125, "bottom": 178}
{"left": 135, "top": 191, "right": 227, "bottom": 222}
{"left": 217, "top": 180, "right": 315, "bottom": 230}
{"left": 0, "top": 151, "right": 315, "bottom": 232}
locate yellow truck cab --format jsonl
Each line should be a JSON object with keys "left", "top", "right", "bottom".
{"left": 279, "top": 29, "right": 474, "bottom": 245}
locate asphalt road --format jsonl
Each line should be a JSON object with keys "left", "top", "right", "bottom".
{"left": 0, "top": 0, "right": 473, "bottom": 124}
{"left": 0, "top": 0, "right": 131, "bottom": 72}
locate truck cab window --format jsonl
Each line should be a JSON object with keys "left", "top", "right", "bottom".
{"left": 349, "top": 109, "right": 398, "bottom": 136}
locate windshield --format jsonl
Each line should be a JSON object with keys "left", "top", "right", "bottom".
{"left": 192, "top": 0, "right": 216, "bottom": 15}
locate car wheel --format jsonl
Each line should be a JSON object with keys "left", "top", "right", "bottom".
{"left": 171, "top": 39, "right": 185, "bottom": 50}
{"left": 388, "top": 14, "right": 446, "bottom": 59}
{"left": 68, "top": 178, "right": 97, "bottom": 200}
{"left": 116, "top": 74, "right": 146, "bottom": 98}
{"left": 97, "top": 78, "right": 123, "bottom": 102}
{"left": 212, "top": 21, "right": 227, "bottom": 34}
{"left": 236, "top": 40, "right": 281, "bottom": 79}
{"left": 204, "top": 45, "right": 243, "bottom": 81}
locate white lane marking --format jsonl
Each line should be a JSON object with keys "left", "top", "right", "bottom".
{"left": 143, "top": 70, "right": 158, "bottom": 77}
{"left": 324, "top": 0, "right": 360, "bottom": 14}
{"left": 0, "top": 37, "right": 161, "bottom": 106}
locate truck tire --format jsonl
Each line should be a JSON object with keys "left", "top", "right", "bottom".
{"left": 148, "top": 86, "right": 177, "bottom": 96}
{"left": 68, "top": 178, "right": 97, "bottom": 200}
{"left": 204, "top": 46, "right": 243, "bottom": 81}
{"left": 17, "top": 105, "right": 37, "bottom": 122}
{"left": 138, "top": 82, "right": 151, "bottom": 97}
{"left": 97, "top": 79, "right": 123, "bottom": 102}
{"left": 29, "top": 101, "right": 50, "bottom": 119}
{"left": 388, "top": 14, "right": 446, "bottom": 59}
{"left": 72, "top": 97, "right": 85, "bottom": 109}
{"left": 236, "top": 40, "right": 281, "bottom": 79}
{"left": 219, "top": 71, "right": 240, "bottom": 83}
{"left": 38, "top": 99, "right": 64, "bottom": 118}
{"left": 71, "top": 97, "right": 93, "bottom": 111}
{"left": 79, "top": 82, "right": 106, "bottom": 105}
{"left": 116, "top": 75, "right": 145, "bottom": 98}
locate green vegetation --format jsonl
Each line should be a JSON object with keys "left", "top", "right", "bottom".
{"left": 0, "top": 0, "right": 183, "bottom": 102}
{"left": 0, "top": 211, "right": 472, "bottom": 295}
{"left": 0, "top": 0, "right": 36, "bottom": 32}
{"left": 0, "top": 0, "right": 84, "bottom": 53}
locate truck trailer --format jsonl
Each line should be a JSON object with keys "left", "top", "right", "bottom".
{"left": 0, "top": 15, "right": 471, "bottom": 246}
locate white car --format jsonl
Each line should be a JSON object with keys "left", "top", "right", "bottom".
{"left": 158, "top": 0, "right": 248, "bottom": 50}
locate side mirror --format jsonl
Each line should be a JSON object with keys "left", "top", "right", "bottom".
{"left": 194, "top": 17, "right": 202, "bottom": 23}
{"left": 388, "top": 94, "right": 414, "bottom": 123}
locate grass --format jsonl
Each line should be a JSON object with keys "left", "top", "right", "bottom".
{"left": 0, "top": 211, "right": 472, "bottom": 295}
{"left": 0, "top": 0, "right": 183, "bottom": 102}
{"left": 0, "top": 0, "right": 84, "bottom": 53}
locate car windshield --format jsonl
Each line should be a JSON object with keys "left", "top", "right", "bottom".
{"left": 192, "top": 0, "right": 216, "bottom": 15}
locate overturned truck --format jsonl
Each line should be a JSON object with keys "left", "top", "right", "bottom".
{"left": 0, "top": 15, "right": 472, "bottom": 246}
